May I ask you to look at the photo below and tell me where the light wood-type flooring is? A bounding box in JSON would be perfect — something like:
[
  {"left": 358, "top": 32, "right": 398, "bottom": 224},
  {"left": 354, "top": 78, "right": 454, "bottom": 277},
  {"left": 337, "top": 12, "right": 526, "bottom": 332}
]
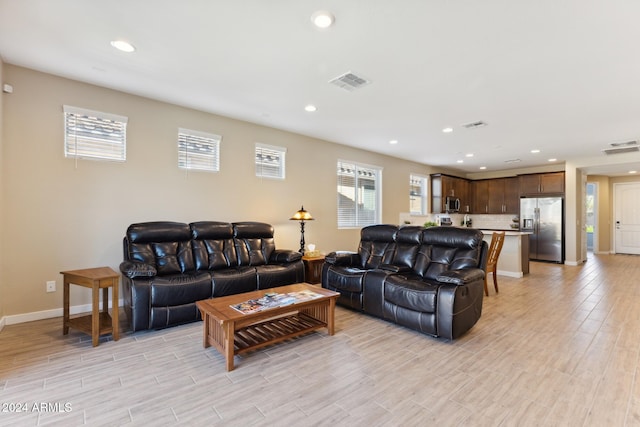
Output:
[{"left": 2, "top": 253, "right": 640, "bottom": 426}]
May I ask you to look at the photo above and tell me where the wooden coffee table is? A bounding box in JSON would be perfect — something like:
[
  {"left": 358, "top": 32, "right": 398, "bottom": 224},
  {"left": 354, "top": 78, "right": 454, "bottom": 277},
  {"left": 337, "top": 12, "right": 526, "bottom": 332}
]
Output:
[{"left": 196, "top": 283, "right": 339, "bottom": 371}]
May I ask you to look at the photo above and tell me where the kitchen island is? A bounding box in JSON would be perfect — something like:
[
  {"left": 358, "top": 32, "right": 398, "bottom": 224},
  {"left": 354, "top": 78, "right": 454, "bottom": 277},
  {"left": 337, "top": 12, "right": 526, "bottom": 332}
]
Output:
[{"left": 482, "top": 230, "right": 530, "bottom": 278}]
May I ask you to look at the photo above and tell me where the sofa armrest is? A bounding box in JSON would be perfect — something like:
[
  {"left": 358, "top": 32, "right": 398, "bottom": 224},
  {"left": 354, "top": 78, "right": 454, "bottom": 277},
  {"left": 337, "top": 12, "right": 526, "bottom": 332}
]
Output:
[
  {"left": 325, "top": 251, "right": 359, "bottom": 266},
  {"left": 270, "top": 249, "right": 302, "bottom": 263},
  {"left": 119, "top": 261, "right": 157, "bottom": 279},
  {"left": 436, "top": 268, "right": 485, "bottom": 286},
  {"left": 379, "top": 264, "right": 413, "bottom": 274}
]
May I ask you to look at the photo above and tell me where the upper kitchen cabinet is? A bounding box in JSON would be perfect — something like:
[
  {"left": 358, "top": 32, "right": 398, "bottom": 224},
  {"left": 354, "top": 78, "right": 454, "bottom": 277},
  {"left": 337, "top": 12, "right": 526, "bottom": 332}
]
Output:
[
  {"left": 473, "top": 177, "right": 519, "bottom": 214},
  {"left": 431, "top": 174, "right": 470, "bottom": 213},
  {"left": 503, "top": 177, "right": 520, "bottom": 212},
  {"left": 471, "top": 180, "right": 489, "bottom": 213},
  {"left": 519, "top": 172, "right": 565, "bottom": 195}
]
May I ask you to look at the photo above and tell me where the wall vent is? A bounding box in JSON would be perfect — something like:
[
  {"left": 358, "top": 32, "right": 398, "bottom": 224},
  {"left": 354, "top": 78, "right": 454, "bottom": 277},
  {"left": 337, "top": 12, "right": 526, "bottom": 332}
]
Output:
[
  {"left": 329, "top": 72, "right": 371, "bottom": 92},
  {"left": 462, "top": 120, "right": 488, "bottom": 129}
]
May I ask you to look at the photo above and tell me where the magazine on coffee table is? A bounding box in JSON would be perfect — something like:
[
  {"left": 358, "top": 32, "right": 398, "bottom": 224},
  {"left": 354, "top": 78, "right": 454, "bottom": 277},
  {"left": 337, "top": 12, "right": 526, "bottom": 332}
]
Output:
[{"left": 230, "top": 290, "right": 322, "bottom": 314}]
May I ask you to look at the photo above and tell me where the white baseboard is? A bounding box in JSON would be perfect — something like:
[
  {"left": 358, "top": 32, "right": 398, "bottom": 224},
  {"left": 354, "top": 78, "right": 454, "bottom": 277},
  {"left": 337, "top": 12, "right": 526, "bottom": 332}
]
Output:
[
  {"left": 496, "top": 270, "right": 523, "bottom": 278},
  {"left": 564, "top": 260, "right": 583, "bottom": 266},
  {"left": 3, "top": 299, "right": 124, "bottom": 326}
]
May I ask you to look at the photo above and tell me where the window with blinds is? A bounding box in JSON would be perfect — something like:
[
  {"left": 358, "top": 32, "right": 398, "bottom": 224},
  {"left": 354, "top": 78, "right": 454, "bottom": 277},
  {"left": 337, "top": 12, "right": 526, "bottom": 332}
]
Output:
[
  {"left": 255, "top": 143, "right": 286, "bottom": 179},
  {"left": 178, "top": 128, "right": 221, "bottom": 172},
  {"left": 337, "top": 160, "right": 382, "bottom": 228},
  {"left": 410, "top": 174, "right": 429, "bottom": 215},
  {"left": 63, "top": 105, "right": 127, "bottom": 161}
]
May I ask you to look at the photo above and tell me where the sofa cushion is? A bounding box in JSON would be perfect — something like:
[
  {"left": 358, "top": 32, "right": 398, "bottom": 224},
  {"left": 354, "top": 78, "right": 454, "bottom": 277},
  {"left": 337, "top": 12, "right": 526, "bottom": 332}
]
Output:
[
  {"left": 151, "top": 241, "right": 195, "bottom": 275},
  {"left": 255, "top": 264, "right": 301, "bottom": 290},
  {"left": 190, "top": 222, "right": 237, "bottom": 270},
  {"left": 325, "top": 266, "right": 367, "bottom": 293},
  {"left": 413, "top": 245, "right": 458, "bottom": 280},
  {"left": 384, "top": 275, "right": 438, "bottom": 313},
  {"left": 234, "top": 222, "right": 276, "bottom": 266},
  {"left": 210, "top": 267, "right": 257, "bottom": 297},
  {"left": 358, "top": 224, "right": 398, "bottom": 269},
  {"left": 390, "top": 226, "right": 422, "bottom": 268},
  {"left": 150, "top": 272, "right": 212, "bottom": 306},
  {"left": 125, "top": 222, "right": 195, "bottom": 274}
]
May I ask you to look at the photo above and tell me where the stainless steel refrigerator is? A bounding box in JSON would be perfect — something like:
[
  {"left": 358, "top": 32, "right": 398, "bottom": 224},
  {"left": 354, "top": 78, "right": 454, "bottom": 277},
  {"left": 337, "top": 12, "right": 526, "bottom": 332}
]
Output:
[{"left": 520, "top": 197, "right": 564, "bottom": 263}]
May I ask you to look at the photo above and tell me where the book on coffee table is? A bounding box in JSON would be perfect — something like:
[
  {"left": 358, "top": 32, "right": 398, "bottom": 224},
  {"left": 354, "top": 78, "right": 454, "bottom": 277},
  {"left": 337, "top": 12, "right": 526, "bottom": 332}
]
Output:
[{"left": 230, "top": 290, "right": 321, "bottom": 314}]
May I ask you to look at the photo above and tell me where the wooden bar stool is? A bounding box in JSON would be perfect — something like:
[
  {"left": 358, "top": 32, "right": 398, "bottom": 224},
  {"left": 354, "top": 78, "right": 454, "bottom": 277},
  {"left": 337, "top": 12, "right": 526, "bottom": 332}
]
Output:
[{"left": 485, "top": 232, "right": 505, "bottom": 296}]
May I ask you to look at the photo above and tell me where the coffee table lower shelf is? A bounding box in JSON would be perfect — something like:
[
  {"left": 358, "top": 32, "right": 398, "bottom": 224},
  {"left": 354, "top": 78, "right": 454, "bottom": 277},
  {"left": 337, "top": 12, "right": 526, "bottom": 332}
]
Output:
[{"left": 234, "top": 312, "right": 325, "bottom": 354}]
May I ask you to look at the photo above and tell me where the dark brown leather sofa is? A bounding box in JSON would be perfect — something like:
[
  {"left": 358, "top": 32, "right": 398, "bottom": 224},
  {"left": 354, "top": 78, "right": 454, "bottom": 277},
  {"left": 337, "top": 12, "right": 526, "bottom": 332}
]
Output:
[
  {"left": 120, "top": 221, "right": 304, "bottom": 331},
  {"left": 322, "top": 225, "right": 488, "bottom": 339}
]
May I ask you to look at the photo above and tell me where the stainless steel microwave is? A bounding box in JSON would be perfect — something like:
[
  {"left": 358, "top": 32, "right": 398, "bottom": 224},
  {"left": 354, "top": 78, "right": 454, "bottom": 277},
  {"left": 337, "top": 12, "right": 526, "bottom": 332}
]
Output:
[{"left": 446, "top": 197, "right": 460, "bottom": 213}]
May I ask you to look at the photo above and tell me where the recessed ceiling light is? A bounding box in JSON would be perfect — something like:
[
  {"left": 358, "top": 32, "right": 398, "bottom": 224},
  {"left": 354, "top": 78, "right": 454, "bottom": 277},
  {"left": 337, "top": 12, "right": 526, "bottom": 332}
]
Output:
[
  {"left": 479, "top": 166, "right": 487, "bottom": 170},
  {"left": 548, "top": 158, "right": 557, "bottom": 162},
  {"left": 442, "top": 127, "right": 453, "bottom": 133},
  {"left": 457, "top": 160, "right": 464, "bottom": 164},
  {"left": 311, "top": 11, "right": 335, "bottom": 29},
  {"left": 110, "top": 40, "right": 135, "bottom": 53},
  {"left": 465, "top": 153, "right": 474, "bottom": 158},
  {"left": 531, "top": 149, "right": 541, "bottom": 153},
  {"left": 304, "top": 104, "right": 317, "bottom": 112},
  {"left": 389, "top": 140, "right": 398, "bottom": 145},
  {"left": 630, "top": 170, "right": 637, "bottom": 174}
]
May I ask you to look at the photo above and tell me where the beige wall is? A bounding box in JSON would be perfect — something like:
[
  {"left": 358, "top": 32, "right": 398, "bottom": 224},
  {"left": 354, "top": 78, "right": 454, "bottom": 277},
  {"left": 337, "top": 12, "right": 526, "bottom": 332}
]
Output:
[{"left": 1, "top": 64, "right": 437, "bottom": 318}]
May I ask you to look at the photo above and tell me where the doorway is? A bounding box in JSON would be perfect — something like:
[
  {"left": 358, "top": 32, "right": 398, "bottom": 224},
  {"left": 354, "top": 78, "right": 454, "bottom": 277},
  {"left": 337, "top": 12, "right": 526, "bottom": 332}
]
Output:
[
  {"left": 586, "top": 183, "right": 596, "bottom": 252},
  {"left": 614, "top": 182, "right": 640, "bottom": 255}
]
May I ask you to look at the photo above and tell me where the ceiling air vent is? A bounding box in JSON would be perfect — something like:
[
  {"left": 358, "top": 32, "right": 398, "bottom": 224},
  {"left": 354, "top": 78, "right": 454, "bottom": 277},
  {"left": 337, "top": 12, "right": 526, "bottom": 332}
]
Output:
[
  {"left": 504, "top": 159, "right": 522, "bottom": 164},
  {"left": 329, "top": 72, "right": 371, "bottom": 92},
  {"left": 603, "top": 140, "right": 639, "bottom": 155},
  {"left": 603, "top": 146, "right": 640, "bottom": 155},
  {"left": 610, "top": 140, "right": 638, "bottom": 147},
  {"left": 462, "top": 120, "right": 488, "bottom": 129}
]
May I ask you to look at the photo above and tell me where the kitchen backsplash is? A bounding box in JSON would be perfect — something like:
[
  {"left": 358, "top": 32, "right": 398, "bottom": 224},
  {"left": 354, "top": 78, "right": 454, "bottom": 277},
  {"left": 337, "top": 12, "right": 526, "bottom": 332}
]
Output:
[{"left": 399, "top": 212, "right": 519, "bottom": 230}]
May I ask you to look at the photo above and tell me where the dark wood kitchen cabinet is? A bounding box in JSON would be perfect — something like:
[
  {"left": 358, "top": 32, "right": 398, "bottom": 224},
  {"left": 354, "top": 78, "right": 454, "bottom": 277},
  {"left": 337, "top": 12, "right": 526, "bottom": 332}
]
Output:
[
  {"left": 519, "top": 172, "right": 565, "bottom": 195},
  {"left": 431, "top": 174, "right": 470, "bottom": 213},
  {"left": 471, "top": 180, "right": 489, "bottom": 213},
  {"left": 503, "top": 177, "right": 520, "bottom": 212},
  {"left": 472, "top": 177, "right": 519, "bottom": 214}
]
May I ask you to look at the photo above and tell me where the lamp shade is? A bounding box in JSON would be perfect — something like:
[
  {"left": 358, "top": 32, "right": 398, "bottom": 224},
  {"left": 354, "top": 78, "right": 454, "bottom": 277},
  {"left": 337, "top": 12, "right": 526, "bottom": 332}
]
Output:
[{"left": 290, "top": 206, "right": 314, "bottom": 221}]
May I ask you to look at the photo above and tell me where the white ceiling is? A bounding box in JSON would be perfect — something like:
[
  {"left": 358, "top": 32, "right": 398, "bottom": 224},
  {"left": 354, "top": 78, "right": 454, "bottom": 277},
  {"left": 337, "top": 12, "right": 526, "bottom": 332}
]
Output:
[{"left": 2, "top": 0, "right": 640, "bottom": 176}]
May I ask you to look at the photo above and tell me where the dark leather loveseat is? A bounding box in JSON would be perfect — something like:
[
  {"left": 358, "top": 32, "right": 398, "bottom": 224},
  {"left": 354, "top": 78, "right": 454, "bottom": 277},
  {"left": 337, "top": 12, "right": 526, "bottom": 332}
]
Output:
[
  {"left": 120, "top": 221, "right": 304, "bottom": 331},
  {"left": 322, "top": 225, "right": 487, "bottom": 339}
]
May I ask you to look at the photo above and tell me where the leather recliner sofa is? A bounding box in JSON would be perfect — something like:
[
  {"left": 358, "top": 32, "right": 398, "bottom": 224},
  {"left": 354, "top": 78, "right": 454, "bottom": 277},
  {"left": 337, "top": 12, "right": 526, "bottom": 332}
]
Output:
[
  {"left": 120, "top": 221, "right": 304, "bottom": 331},
  {"left": 322, "top": 225, "right": 488, "bottom": 339}
]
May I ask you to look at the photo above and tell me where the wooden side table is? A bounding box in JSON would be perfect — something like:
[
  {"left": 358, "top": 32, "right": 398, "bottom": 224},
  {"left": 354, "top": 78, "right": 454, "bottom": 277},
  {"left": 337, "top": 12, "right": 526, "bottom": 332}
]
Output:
[
  {"left": 302, "top": 255, "right": 325, "bottom": 284},
  {"left": 61, "top": 266, "right": 120, "bottom": 347}
]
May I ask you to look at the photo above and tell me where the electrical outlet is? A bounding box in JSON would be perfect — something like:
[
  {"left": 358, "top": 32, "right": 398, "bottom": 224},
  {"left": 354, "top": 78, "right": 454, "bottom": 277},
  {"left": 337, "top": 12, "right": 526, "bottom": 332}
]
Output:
[{"left": 46, "top": 281, "right": 56, "bottom": 293}]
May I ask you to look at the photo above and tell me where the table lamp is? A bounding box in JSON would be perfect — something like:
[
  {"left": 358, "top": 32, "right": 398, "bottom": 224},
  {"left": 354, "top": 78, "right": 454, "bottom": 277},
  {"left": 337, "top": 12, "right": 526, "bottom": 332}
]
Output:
[{"left": 290, "top": 205, "right": 314, "bottom": 253}]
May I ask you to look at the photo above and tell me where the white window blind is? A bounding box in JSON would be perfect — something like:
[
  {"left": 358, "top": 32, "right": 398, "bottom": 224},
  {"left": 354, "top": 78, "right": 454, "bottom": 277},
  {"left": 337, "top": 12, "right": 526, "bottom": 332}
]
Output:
[
  {"left": 410, "top": 174, "right": 429, "bottom": 215},
  {"left": 337, "top": 160, "right": 382, "bottom": 228},
  {"left": 63, "top": 105, "right": 127, "bottom": 162},
  {"left": 255, "top": 143, "right": 286, "bottom": 179},
  {"left": 178, "top": 128, "right": 221, "bottom": 172}
]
